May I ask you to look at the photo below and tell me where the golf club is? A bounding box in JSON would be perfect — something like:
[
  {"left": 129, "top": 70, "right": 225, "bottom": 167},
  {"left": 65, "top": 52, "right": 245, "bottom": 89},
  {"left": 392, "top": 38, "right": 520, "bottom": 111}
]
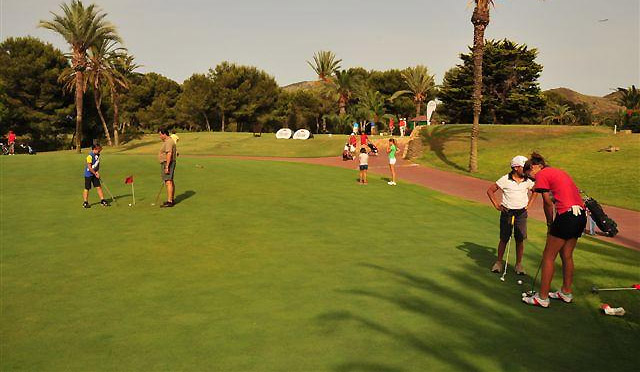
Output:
[
  {"left": 500, "top": 215, "right": 516, "bottom": 282},
  {"left": 591, "top": 284, "right": 640, "bottom": 293},
  {"left": 524, "top": 259, "right": 543, "bottom": 297},
  {"left": 100, "top": 179, "right": 118, "bottom": 205},
  {"left": 152, "top": 181, "right": 165, "bottom": 206}
]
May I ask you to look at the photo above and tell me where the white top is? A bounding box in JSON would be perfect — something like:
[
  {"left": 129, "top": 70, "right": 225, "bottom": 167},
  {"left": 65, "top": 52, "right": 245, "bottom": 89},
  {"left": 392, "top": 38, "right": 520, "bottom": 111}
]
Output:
[
  {"left": 359, "top": 153, "right": 369, "bottom": 166},
  {"left": 495, "top": 174, "right": 534, "bottom": 209}
]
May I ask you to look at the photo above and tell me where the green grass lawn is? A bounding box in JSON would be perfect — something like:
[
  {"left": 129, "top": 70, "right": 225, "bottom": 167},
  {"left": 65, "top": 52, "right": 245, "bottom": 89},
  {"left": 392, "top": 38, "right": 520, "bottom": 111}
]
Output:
[
  {"left": 113, "top": 132, "right": 349, "bottom": 158},
  {"left": 416, "top": 125, "right": 640, "bottom": 210},
  {"left": 1, "top": 153, "right": 638, "bottom": 371}
]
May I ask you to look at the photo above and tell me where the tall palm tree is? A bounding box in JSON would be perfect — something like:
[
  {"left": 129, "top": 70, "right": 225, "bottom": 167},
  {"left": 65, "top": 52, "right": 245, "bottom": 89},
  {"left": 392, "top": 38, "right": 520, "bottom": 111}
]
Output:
[
  {"left": 468, "top": 0, "right": 493, "bottom": 172},
  {"left": 354, "top": 89, "right": 387, "bottom": 124},
  {"left": 85, "top": 38, "right": 126, "bottom": 146},
  {"left": 330, "top": 69, "right": 356, "bottom": 115},
  {"left": 39, "top": 0, "right": 120, "bottom": 152},
  {"left": 307, "top": 50, "right": 341, "bottom": 82},
  {"left": 390, "top": 65, "right": 436, "bottom": 117},
  {"left": 109, "top": 53, "right": 140, "bottom": 145}
]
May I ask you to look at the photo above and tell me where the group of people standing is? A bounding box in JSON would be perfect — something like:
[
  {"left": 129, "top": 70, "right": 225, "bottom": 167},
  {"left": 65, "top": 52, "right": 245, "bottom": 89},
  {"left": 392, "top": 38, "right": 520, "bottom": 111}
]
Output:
[
  {"left": 346, "top": 132, "right": 398, "bottom": 186},
  {"left": 488, "top": 153, "right": 587, "bottom": 308},
  {"left": 82, "top": 128, "right": 178, "bottom": 208}
]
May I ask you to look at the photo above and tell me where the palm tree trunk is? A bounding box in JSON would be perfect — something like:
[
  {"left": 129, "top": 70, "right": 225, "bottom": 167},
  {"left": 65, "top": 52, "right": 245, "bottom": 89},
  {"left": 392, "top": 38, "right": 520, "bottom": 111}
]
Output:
[
  {"left": 94, "top": 88, "right": 112, "bottom": 146},
  {"left": 339, "top": 96, "right": 347, "bottom": 115},
  {"left": 416, "top": 101, "right": 422, "bottom": 117},
  {"left": 112, "top": 90, "right": 120, "bottom": 146},
  {"left": 469, "top": 5, "right": 490, "bottom": 173},
  {"left": 203, "top": 113, "right": 211, "bottom": 131},
  {"left": 75, "top": 69, "right": 84, "bottom": 153},
  {"left": 221, "top": 112, "right": 225, "bottom": 132}
]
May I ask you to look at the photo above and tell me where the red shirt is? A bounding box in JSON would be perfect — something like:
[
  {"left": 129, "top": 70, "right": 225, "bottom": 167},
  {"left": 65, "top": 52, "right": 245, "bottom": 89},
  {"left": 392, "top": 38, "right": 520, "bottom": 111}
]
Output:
[
  {"left": 348, "top": 135, "right": 357, "bottom": 146},
  {"left": 8, "top": 132, "right": 16, "bottom": 143},
  {"left": 360, "top": 133, "right": 368, "bottom": 145},
  {"left": 533, "top": 167, "right": 584, "bottom": 214}
]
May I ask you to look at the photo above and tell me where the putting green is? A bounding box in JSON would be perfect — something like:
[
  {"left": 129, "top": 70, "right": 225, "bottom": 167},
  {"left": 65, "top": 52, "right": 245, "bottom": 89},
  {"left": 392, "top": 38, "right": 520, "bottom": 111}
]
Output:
[{"left": 1, "top": 153, "right": 638, "bottom": 371}]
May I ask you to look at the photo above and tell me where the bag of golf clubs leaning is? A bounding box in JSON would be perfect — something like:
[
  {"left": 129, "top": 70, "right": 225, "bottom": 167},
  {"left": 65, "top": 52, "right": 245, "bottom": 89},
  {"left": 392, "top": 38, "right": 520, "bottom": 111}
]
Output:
[{"left": 581, "top": 191, "right": 618, "bottom": 237}]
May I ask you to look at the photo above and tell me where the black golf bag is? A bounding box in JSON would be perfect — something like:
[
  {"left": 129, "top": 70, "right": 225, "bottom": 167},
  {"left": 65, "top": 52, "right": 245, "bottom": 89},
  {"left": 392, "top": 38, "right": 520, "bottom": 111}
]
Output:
[
  {"left": 1, "top": 142, "right": 8, "bottom": 155},
  {"left": 367, "top": 142, "right": 378, "bottom": 155},
  {"left": 583, "top": 194, "right": 618, "bottom": 237},
  {"left": 20, "top": 144, "right": 36, "bottom": 155}
]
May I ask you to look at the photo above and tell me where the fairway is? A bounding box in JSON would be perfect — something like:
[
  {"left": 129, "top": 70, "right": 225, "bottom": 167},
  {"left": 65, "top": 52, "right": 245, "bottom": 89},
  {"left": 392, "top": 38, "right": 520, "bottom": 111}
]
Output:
[{"left": 1, "top": 153, "right": 638, "bottom": 371}]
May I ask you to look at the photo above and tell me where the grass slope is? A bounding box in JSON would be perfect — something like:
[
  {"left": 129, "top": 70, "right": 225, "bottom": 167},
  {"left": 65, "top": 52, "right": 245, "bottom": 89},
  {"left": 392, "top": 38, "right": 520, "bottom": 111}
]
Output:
[
  {"left": 113, "top": 132, "right": 347, "bottom": 158},
  {"left": 1, "top": 153, "right": 638, "bottom": 371},
  {"left": 417, "top": 125, "right": 640, "bottom": 210}
]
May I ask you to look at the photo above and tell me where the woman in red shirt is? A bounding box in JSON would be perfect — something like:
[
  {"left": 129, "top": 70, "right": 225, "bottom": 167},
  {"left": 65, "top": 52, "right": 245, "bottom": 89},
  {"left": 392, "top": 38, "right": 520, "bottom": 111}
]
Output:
[{"left": 522, "top": 152, "right": 586, "bottom": 308}]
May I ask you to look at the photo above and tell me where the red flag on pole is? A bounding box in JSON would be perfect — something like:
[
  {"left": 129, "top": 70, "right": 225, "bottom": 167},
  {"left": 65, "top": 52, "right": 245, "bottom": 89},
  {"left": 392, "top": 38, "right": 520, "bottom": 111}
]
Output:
[{"left": 124, "top": 176, "right": 134, "bottom": 184}]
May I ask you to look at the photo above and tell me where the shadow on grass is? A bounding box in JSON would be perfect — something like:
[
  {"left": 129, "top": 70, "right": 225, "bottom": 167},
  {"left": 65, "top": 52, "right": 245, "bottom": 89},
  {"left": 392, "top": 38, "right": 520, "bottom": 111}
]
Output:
[
  {"left": 456, "top": 241, "right": 496, "bottom": 270},
  {"left": 174, "top": 190, "right": 196, "bottom": 205},
  {"left": 421, "top": 126, "right": 486, "bottom": 172},
  {"left": 319, "top": 260, "right": 639, "bottom": 371},
  {"left": 115, "top": 139, "right": 157, "bottom": 152}
]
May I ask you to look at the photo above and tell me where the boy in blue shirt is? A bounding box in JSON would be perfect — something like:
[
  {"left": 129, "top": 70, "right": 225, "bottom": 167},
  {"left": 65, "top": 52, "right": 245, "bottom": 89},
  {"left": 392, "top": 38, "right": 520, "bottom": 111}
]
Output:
[{"left": 83, "top": 144, "right": 109, "bottom": 208}]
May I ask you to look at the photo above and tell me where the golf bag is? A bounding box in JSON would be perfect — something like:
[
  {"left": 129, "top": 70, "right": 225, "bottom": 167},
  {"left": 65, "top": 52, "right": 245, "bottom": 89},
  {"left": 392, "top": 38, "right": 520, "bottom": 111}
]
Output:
[
  {"left": 583, "top": 194, "right": 618, "bottom": 237},
  {"left": 342, "top": 149, "right": 354, "bottom": 161},
  {"left": 367, "top": 142, "right": 378, "bottom": 155},
  {"left": 20, "top": 144, "right": 36, "bottom": 155},
  {"left": 1, "top": 142, "right": 8, "bottom": 155}
]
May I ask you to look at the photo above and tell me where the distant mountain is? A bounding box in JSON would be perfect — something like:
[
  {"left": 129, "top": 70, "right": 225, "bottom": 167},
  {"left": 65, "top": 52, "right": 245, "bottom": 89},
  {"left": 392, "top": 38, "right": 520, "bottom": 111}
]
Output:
[
  {"left": 543, "top": 87, "right": 623, "bottom": 114},
  {"left": 282, "top": 80, "right": 318, "bottom": 92}
]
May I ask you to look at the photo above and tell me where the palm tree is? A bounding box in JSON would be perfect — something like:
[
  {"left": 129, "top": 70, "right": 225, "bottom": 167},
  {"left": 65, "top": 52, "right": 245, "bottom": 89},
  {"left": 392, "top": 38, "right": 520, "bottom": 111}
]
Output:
[
  {"left": 354, "top": 89, "right": 387, "bottom": 124},
  {"left": 468, "top": 0, "right": 494, "bottom": 172},
  {"left": 615, "top": 85, "right": 640, "bottom": 110},
  {"left": 85, "top": 38, "right": 126, "bottom": 146},
  {"left": 329, "top": 69, "right": 357, "bottom": 115},
  {"left": 39, "top": 0, "right": 120, "bottom": 152},
  {"left": 544, "top": 104, "right": 575, "bottom": 125},
  {"left": 390, "top": 65, "right": 436, "bottom": 117},
  {"left": 107, "top": 53, "right": 139, "bottom": 146},
  {"left": 307, "top": 51, "right": 341, "bottom": 82}
]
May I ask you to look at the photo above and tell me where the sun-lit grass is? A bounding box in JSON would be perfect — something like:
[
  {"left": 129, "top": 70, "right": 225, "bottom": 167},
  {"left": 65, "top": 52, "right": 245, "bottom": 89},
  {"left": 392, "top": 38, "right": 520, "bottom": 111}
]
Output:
[
  {"left": 1, "top": 152, "right": 638, "bottom": 371},
  {"left": 416, "top": 125, "right": 640, "bottom": 210},
  {"left": 111, "top": 131, "right": 350, "bottom": 158}
]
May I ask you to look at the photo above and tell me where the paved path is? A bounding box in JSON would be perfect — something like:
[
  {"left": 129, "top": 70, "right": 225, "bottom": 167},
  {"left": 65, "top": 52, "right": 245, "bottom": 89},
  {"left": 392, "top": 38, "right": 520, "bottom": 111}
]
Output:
[{"left": 206, "top": 154, "right": 639, "bottom": 250}]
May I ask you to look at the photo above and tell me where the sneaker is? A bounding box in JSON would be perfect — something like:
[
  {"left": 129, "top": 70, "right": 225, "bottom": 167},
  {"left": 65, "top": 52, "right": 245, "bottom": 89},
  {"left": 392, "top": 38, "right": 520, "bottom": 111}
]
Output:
[
  {"left": 100, "top": 199, "right": 110, "bottom": 207},
  {"left": 387, "top": 181, "right": 394, "bottom": 185},
  {"left": 522, "top": 293, "right": 550, "bottom": 308},
  {"left": 549, "top": 290, "right": 573, "bottom": 303},
  {"left": 491, "top": 261, "right": 503, "bottom": 273},
  {"left": 160, "top": 201, "right": 174, "bottom": 208},
  {"left": 83, "top": 201, "right": 91, "bottom": 209},
  {"left": 515, "top": 264, "right": 526, "bottom": 275}
]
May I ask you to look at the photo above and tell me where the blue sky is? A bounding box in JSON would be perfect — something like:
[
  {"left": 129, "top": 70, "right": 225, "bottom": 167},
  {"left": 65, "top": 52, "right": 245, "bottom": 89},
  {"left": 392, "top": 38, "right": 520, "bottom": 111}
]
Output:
[{"left": 2, "top": 0, "right": 638, "bottom": 96}]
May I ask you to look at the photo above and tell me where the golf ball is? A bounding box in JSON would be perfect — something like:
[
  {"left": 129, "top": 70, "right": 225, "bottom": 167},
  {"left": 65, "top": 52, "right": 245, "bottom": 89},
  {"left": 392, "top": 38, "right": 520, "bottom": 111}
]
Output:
[
  {"left": 517, "top": 280, "right": 523, "bottom": 285},
  {"left": 128, "top": 203, "right": 132, "bottom": 206}
]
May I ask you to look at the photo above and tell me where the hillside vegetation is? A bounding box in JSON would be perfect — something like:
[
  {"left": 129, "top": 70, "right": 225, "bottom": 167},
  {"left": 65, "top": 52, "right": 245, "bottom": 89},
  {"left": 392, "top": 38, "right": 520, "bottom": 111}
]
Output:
[{"left": 417, "top": 125, "right": 639, "bottom": 210}]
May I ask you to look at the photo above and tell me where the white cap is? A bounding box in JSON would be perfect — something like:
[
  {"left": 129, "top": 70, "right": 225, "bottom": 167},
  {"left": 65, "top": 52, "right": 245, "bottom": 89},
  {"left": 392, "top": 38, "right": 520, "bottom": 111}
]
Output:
[{"left": 511, "top": 155, "right": 528, "bottom": 168}]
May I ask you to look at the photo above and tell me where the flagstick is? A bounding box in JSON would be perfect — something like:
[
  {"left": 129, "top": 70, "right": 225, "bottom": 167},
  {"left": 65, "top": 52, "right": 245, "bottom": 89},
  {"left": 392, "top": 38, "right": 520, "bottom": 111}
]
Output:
[{"left": 132, "top": 183, "right": 136, "bottom": 206}]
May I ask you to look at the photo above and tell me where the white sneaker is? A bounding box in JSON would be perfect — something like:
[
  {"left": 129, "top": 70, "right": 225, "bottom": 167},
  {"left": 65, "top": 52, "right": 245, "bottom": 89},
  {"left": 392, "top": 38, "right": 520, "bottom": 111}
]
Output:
[
  {"left": 387, "top": 181, "right": 394, "bottom": 185},
  {"left": 548, "top": 290, "right": 573, "bottom": 303},
  {"left": 522, "top": 293, "right": 550, "bottom": 308}
]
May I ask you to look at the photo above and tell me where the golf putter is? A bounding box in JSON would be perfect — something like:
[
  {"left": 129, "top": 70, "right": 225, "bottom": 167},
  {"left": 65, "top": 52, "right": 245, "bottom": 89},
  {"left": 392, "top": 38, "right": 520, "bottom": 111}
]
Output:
[
  {"left": 152, "top": 181, "right": 165, "bottom": 206},
  {"left": 101, "top": 179, "right": 118, "bottom": 205},
  {"left": 591, "top": 284, "right": 640, "bottom": 294},
  {"left": 500, "top": 215, "right": 516, "bottom": 282}
]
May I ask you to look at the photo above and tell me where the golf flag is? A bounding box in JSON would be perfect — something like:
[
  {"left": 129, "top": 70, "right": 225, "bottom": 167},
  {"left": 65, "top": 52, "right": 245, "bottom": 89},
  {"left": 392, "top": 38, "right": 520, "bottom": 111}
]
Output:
[{"left": 124, "top": 175, "right": 135, "bottom": 205}]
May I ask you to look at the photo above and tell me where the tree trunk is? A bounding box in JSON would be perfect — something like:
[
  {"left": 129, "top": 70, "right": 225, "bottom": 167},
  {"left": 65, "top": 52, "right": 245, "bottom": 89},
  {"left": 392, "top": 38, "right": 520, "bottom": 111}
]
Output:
[
  {"left": 94, "top": 88, "right": 112, "bottom": 146},
  {"left": 112, "top": 91, "right": 120, "bottom": 146},
  {"left": 203, "top": 113, "right": 211, "bottom": 131},
  {"left": 416, "top": 101, "right": 422, "bottom": 117},
  {"left": 469, "top": 5, "right": 490, "bottom": 173},
  {"left": 339, "top": 95, "right": 347, "bottom": 115},
  {"left": 75, "top": 69, "right": 84, "bottom": 153},
  {"left": 221, "top": 112, "right": 225, "bottom": 132}
]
